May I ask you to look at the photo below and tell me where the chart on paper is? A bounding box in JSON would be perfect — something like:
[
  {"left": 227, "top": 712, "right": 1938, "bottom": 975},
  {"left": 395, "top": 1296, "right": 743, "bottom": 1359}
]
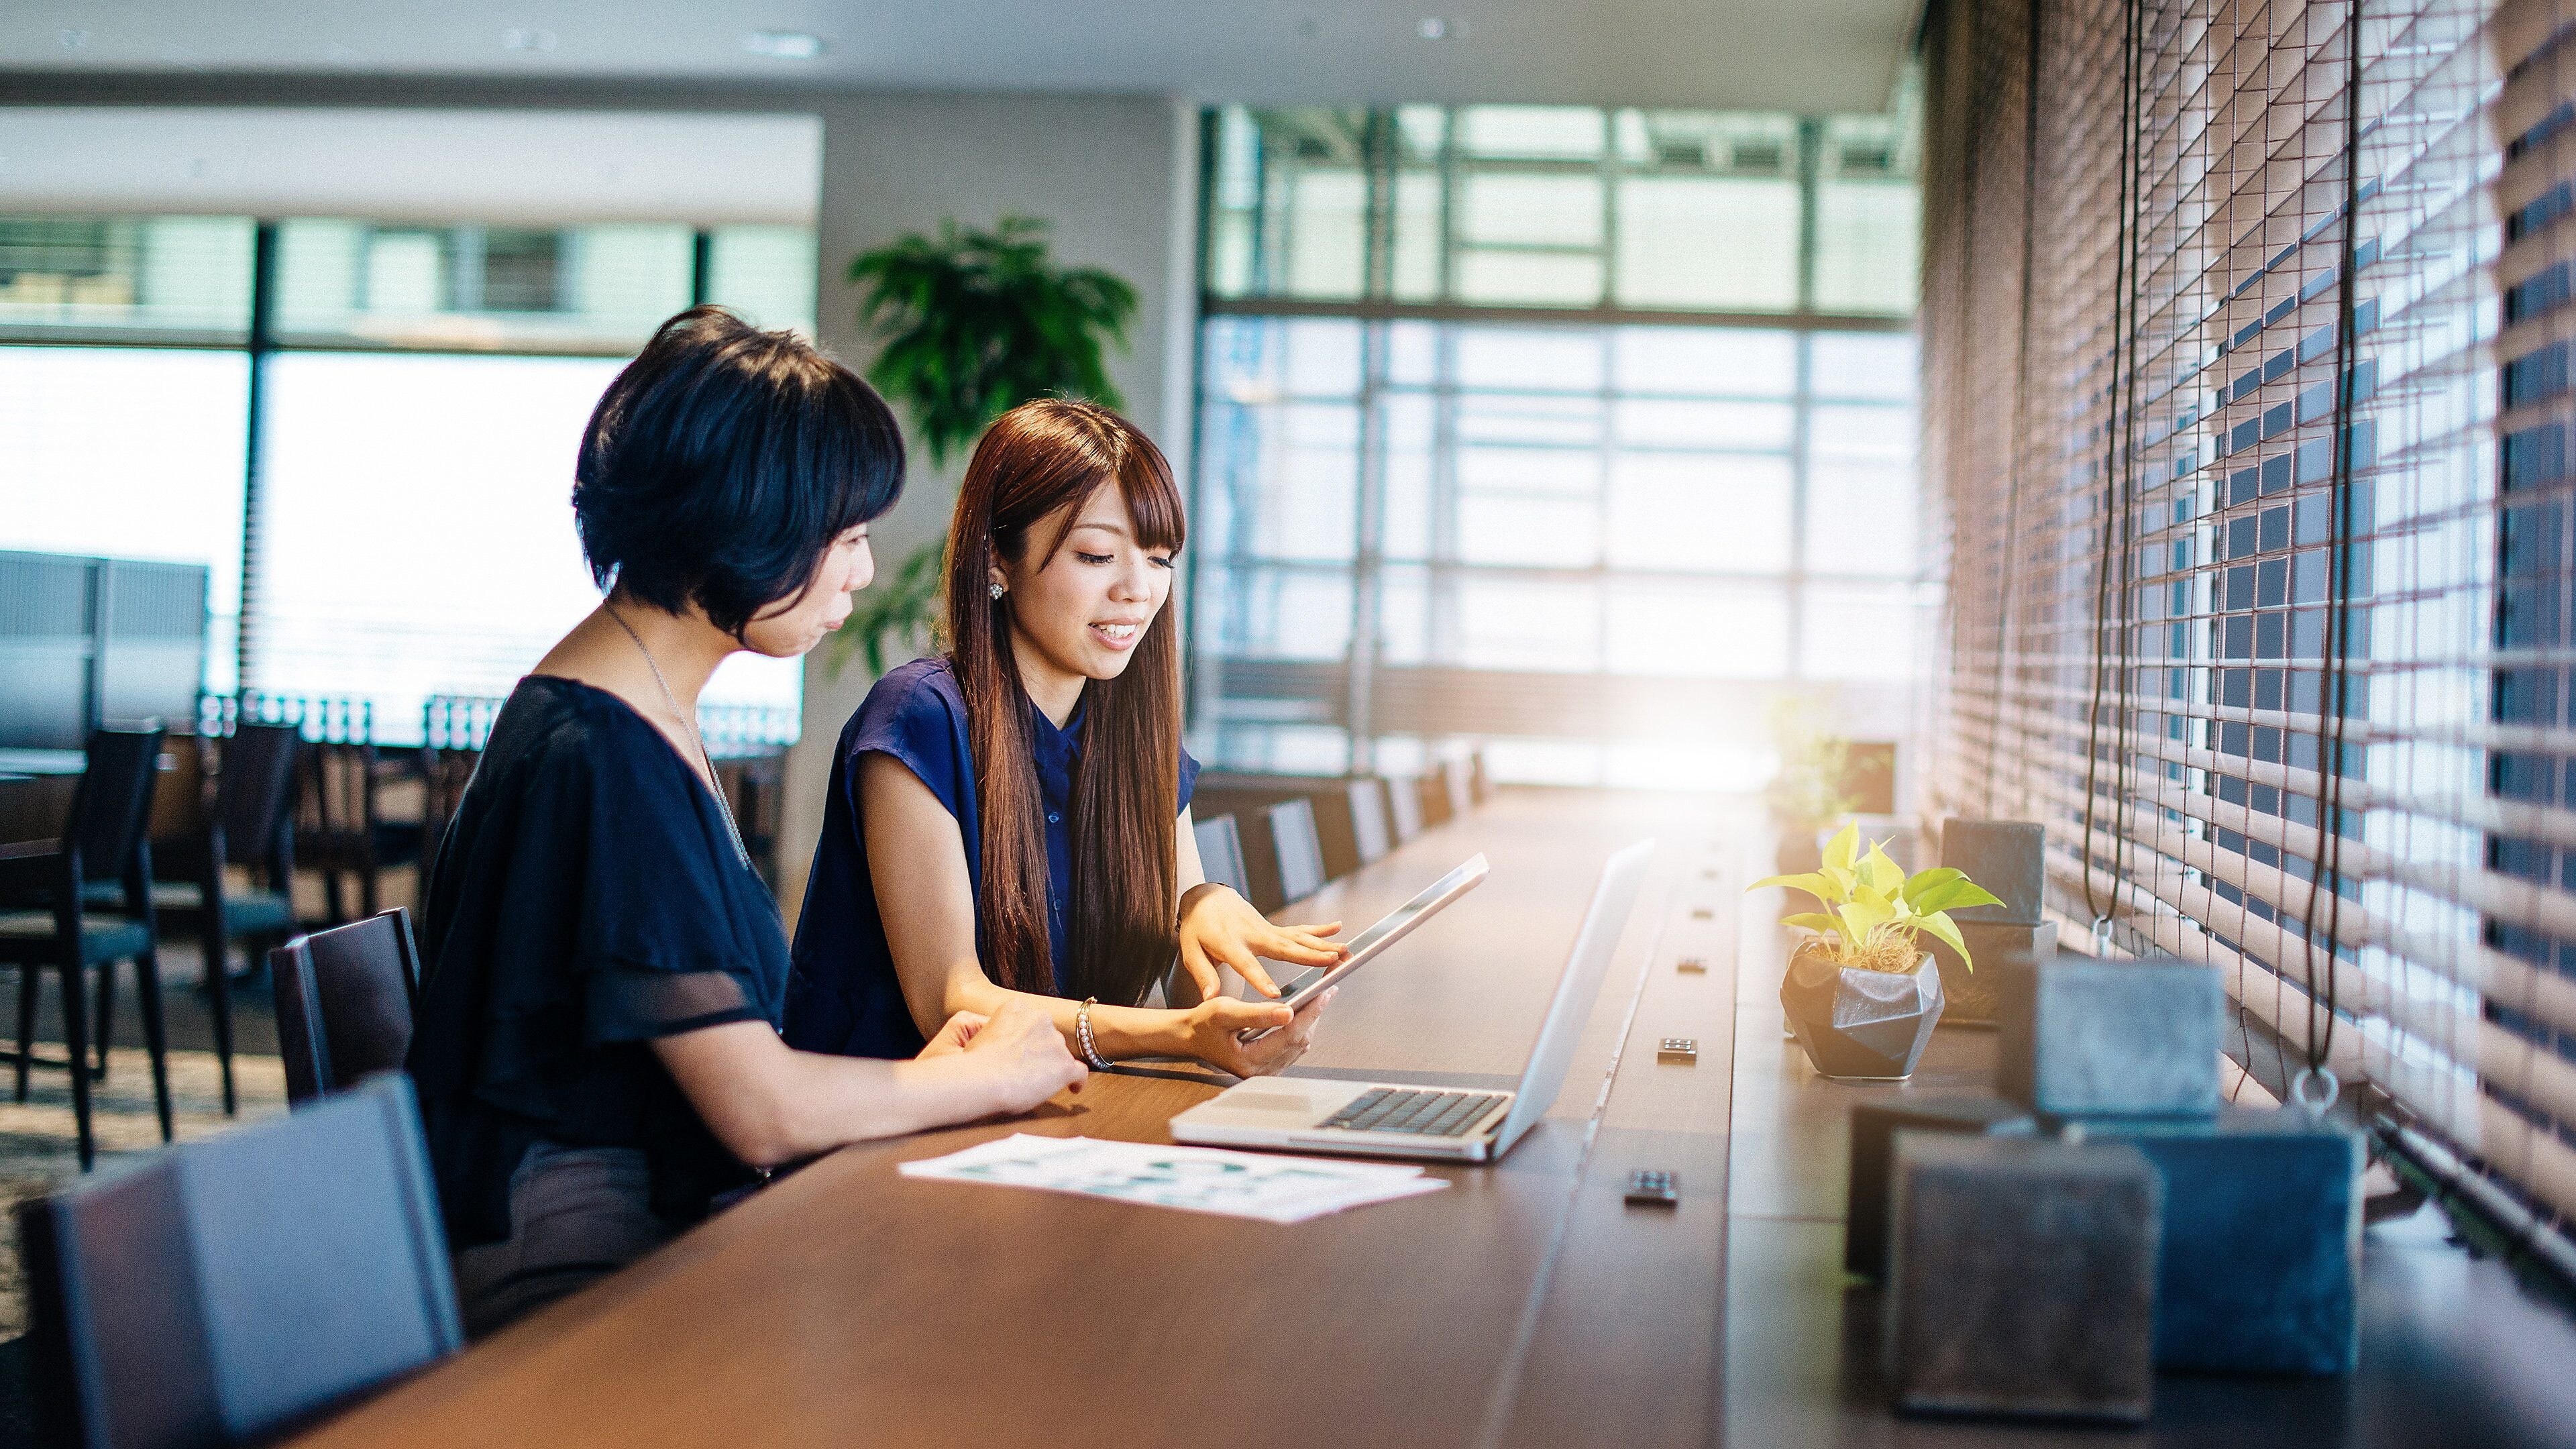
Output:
[{"left": 898, "top": 1135, "right": 1448, "bottom": 1223}]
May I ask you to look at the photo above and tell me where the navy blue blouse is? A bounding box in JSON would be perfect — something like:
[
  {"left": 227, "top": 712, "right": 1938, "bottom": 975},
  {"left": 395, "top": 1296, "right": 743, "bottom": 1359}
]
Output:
[
  {"left": 407, "top": 676, "right": 790, "bottom": 1246},
  {"left": 784, "top": 657, "right": 1199, "bottom": 1059}
]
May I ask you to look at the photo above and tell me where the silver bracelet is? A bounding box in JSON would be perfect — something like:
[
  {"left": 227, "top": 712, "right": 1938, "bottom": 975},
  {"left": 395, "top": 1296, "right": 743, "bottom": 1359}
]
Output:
[{"left": 1075, "top": 996, "right": 1110, "bottom": 1070}]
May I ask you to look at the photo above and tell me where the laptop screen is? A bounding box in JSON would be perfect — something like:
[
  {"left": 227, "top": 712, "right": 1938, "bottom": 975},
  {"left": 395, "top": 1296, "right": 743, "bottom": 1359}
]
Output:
[{"left": 1492, "top": 839, "right": 1657, "bottom": 1150}]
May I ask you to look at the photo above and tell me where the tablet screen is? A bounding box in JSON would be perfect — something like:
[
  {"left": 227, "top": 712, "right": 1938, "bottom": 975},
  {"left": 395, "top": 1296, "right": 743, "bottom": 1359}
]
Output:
[{"left": 1259, "top": 854, "right": 1487, "bottom": 1012}]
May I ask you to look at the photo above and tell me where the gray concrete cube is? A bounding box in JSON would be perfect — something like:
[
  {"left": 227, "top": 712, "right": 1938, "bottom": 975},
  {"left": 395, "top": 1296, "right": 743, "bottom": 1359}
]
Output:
[
  {"left": 1939, "top": 819, "right": 2047, "bottom": 924},
  {"left": 1927, "top": 918, "right": 2055, "bottom": 1028},
  {"left": 2098, "top": 1107, "right": 2363, "bottom": 1375},
  {"left": 1996, "top": 955, "right": 2221, "bottom": 1120},
  {"left": 1886, "top": 1135, "right": 2161, "bottom": 1422},
  {"left": 1843, "top": 1093, "right": 2035, "bottom": 1279}
]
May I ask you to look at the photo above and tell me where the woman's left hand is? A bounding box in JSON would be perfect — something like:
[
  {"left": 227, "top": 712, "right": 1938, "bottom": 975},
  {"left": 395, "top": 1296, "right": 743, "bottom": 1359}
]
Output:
[
  {"left": 1180, "top": 987, "right": 1337, "bottom": 1078},
  {"left": 1175, "top": 883, "right": 1346, "bottom": 1000}
]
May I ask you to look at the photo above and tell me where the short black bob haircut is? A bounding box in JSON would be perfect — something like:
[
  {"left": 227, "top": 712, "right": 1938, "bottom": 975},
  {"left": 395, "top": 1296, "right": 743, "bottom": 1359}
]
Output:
[{"left": 574, "top": 306, "right": 904, "bottom": 638}]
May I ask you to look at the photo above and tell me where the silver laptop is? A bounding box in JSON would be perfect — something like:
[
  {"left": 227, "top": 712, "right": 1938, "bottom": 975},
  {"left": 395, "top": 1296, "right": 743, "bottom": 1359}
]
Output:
[{"left": 1171, "top": 839, "right": 1654, "bottom": 1163}]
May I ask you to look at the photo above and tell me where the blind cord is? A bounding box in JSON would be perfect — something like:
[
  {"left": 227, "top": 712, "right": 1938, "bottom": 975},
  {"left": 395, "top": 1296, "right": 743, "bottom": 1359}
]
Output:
[
  {"left": 2080, "top": 0, "right": 2146, "bottom": 928},
  {"left": 2109, "top": 0, "right": 2150, "bottom": 936},
  {"left": 2296, "top": 0, "right": 2366, "bottom": 1089}
]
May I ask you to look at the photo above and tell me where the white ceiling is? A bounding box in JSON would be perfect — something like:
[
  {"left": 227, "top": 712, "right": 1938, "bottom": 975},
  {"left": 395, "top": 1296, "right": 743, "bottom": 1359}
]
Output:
[
  {"left": 0, "top": 1, "right": 1919, "bottom": 114},
  {"left": 0, "top": 109, "right": 822, "bottom": 223}
]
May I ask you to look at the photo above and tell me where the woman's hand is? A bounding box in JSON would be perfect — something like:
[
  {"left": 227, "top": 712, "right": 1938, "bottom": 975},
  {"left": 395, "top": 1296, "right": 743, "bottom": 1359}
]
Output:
[
  {"left": 917, "top": 1010, "right": 987, "bottom": 1060},
  {"left": 1176, "top": 883, "right": 1346, "bottom": 1000},
  {"left": 951, "top": 998, "right": 1087, "bottom": 1110},
  {"left": 1175, "top": 988, "right": 1335, "bottom": 1079}
]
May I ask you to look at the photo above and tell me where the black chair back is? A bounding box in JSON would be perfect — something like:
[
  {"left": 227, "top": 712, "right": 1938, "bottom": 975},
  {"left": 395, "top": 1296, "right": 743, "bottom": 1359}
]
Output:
[
  {"left": 215, "top": 724, "right": 301, "bottom": 870},
  {"left": 17, "top": 1073, "right": 461, "bottom": 1449},
  {"left": 67, "top": 726, "right": 164, "bottom": 890},
  {"left": 1265, "top": 798, "right": 1328, "bottom": 906},
  {"left": 1343, "top": 779, "right": 1393, "bottom": 868},
  {"left": 1436, "top": 758, "right": 1476, "bottom": 821},
  {"left": 270, "top": 910, "right": 420, "bottom": 1107},
  {"left": 1195, "top": 774, "right": 1383, "bottom": 882},
  {"left": 1193, "top": 815, "right": 1251, "bottom": 898},
  {"left": 1383, "top": 774, "right": 1426, "bottom": 842}
]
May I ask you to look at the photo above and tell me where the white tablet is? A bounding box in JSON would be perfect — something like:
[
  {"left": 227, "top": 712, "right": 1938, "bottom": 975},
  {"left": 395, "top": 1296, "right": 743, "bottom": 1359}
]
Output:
[{"left": 1237, "top": 853, "right": 1489, "bottom": 1039}]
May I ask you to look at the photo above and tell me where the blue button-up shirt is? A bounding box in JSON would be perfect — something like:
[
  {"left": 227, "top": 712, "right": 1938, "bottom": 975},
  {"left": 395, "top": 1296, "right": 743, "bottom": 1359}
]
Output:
[{"left": 784, "top": 657, "right": 1197, "bottom": 1059}]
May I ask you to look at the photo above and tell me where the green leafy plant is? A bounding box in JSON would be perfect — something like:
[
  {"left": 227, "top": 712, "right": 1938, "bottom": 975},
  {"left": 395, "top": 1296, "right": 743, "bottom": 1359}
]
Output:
[
  {"left": 830, "top": 536, "right": 947, "bottom": 678},
  {"left": 847, "top": 215, "right": 1140, "bottom": 468},
  {"left": 1764, "top": 694, "right": 1859, "bottom": 832},
  {"left": 1751, "top": 821, "right": 2004, "bottom": 973}
]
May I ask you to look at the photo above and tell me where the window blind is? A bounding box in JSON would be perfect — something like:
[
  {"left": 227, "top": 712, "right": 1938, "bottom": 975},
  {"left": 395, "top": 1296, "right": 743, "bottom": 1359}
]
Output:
[{"left": 1923, "top": 0, "right": 2576, "bottom": 1250}]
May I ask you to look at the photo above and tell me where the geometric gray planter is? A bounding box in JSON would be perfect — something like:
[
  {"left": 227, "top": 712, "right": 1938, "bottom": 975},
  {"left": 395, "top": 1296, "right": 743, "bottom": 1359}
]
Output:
[{"left": 1780, "top": 947, "right": 1944, "bottom": 1081}]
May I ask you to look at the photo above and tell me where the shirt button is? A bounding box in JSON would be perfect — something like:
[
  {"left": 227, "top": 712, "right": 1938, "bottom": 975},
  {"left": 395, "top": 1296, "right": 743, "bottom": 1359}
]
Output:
[{"left": 1046, "top": 812, "right": 1061, "bottom": 823}]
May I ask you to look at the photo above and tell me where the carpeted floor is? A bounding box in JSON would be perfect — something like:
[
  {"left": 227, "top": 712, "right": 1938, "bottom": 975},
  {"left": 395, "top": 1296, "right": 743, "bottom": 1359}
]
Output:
[
  {"left": 0, "top": 1046, "right": 290, "bottom": 1338},
  {"left": 0, "top": 945, "right": 292, "bottom": 1442}
]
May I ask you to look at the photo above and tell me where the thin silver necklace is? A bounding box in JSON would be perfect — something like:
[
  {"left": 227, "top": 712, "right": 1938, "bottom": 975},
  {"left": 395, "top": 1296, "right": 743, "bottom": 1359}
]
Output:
[{"left": 603, "top": 602, "right": 754, "bottom": 871}]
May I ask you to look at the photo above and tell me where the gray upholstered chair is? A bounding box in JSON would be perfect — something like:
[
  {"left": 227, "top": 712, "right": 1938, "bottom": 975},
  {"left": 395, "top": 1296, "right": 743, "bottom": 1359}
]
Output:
[{"left": 16, "top": 1073, "right": 462, "bottom": 1449}]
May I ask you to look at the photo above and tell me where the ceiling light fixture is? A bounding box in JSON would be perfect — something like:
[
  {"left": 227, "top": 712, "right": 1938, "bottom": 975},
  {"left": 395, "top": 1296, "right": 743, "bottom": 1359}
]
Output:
[
  {"left": 741, "top": 31, "right": 825, "bottom": 60},
  {"left": 502, "top": 28, "right": 558, "bottom": 52},
  {"left": 1417, "top": 17, "right": 1454, "bottom": 40}
]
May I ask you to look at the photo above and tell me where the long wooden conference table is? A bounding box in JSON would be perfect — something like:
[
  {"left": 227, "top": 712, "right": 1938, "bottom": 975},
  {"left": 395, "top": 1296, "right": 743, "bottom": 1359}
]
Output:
[{"left": 293, "top": 789, "right": 1743, "bottom": 1449}]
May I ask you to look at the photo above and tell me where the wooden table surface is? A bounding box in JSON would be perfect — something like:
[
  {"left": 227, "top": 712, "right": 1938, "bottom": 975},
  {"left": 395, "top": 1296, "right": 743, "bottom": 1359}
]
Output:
[{"left": 292, "top": 788, "right": 1748, "bottom": 1449}]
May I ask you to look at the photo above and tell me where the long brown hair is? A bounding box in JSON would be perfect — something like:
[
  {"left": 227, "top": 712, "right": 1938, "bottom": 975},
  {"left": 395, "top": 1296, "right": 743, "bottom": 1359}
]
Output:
[{"left": 943, "top": 399, "right": 1187, "bottom": 1004}]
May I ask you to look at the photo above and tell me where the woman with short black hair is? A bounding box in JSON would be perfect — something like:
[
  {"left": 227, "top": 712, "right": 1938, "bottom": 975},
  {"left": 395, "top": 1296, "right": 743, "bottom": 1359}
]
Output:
[{"left": 406, "top": 307, "right": 1083, "bottom": 1337}]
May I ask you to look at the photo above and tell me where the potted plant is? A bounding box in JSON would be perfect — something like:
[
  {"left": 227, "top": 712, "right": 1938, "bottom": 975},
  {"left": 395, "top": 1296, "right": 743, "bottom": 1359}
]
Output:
[
  {"left": 845, "top": 214, "right": 1139, "bottom": 467},
  {"left": 1752, "top": 822, "right": 2003, "bottom": 1081},
  {"left": 1764, "top": 696, "right": 1858, "bottom": 879},
  {"left": 826, "top": 215, "right": 1140, "bottom": 680}
]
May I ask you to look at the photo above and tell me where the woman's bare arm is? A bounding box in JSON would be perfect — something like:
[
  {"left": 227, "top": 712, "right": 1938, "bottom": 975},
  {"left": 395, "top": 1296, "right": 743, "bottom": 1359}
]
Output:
[
  {"left": 651, "top": 998, "right": 1083, "bottom": 1169},
  {"left": 859, "top": 753, "right": 1324, "bottom": 1073}
]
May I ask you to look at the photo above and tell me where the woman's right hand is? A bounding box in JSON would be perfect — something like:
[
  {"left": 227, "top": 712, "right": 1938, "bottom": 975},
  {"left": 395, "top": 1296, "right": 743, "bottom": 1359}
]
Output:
[{"left": 957, "top": 997, "right": 1088, "bottom": 1110}]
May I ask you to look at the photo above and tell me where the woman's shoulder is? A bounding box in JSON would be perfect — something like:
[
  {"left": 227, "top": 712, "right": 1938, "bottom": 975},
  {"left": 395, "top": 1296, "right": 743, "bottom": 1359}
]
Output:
[
  {"left": 484, "top": 676, "right": 688, "bottom": 798},
  {"left": 841, "top": 656, "right": 973, "bottom": 798},
  {"left": 851, "top": 655, "right": 965, "bottom": 739}
]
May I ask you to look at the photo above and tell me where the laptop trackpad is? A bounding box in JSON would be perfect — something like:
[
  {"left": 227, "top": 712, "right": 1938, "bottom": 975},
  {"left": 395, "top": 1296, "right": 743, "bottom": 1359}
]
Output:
[{"left": 1200, "top": 1079, "right": 1370, "bottom": 1126}]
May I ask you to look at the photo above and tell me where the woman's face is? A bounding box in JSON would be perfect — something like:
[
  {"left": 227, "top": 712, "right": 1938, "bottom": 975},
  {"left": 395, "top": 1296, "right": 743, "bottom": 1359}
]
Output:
[
  {"left": 996, "top": 483, "right": 1174, "bottom": 685},
  {"left": 741, "top": 524, "right": 875, "bottom": 658}
]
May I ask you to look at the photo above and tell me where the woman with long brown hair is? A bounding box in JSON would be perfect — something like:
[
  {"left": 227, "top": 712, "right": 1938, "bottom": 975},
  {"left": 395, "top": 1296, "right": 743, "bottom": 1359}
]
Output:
[{"left": 786, "top": 399, "right": 1344, "bottom": 1074}]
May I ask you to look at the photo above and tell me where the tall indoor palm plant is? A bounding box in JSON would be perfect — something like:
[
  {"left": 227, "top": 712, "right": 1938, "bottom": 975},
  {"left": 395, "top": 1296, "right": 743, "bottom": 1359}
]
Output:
[
  {"left": 849, "top": 215, "right": 1140, "bottom": 467},
  {"left": 830, "top": 215, "right": 1140, "bottom": 676}
]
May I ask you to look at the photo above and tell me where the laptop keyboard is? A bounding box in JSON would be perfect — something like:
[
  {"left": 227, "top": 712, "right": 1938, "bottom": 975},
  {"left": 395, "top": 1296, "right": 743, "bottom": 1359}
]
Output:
[{"left": 1324, "top": 1088, "right": 1508, "bottom": 1137}]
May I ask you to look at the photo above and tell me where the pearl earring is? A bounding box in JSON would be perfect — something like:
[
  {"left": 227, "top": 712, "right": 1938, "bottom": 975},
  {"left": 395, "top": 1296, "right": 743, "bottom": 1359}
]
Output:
[{"left": 989, "top": 581, "right": 1006, "bottom": 600}]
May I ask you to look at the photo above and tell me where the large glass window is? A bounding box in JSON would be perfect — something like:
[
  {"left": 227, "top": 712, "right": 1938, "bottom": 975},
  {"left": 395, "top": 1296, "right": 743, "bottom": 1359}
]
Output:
[
  {"left": 0, "top": 212, "right": 817, "bottom": 745},
  {"left": 1203, "top": 105, "right": 1899, "bottom": 319},
  {"left": 254, "top": 352, "right": 796, "bottom": 735},
  {"left": 1193, "top": 105, "right": 1923, "bottom": 787},
  {"left": 0, "top": 345, "right": 252, "bottom": 693}
]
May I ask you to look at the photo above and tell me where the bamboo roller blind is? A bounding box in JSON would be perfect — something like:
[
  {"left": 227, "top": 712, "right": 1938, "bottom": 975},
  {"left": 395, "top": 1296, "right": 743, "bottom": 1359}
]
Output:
[{"left": 1922, "top": 0, "right": 2576, "bottom": 1241}]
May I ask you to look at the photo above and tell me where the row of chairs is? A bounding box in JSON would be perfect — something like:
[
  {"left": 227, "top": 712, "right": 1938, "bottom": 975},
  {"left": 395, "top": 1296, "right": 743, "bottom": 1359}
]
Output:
[
  {"left": 21, "top": 903, "right": 433, "bottom": 1449},
  {"left": 1190, "top": 756, "right": 1488, "bottom": 916},
  {"left": 0, "top": 722, "right": 308, "bottom": 1167},
  {"left": 0, "top": 710, "right": 444, "bottom": 1169}
]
